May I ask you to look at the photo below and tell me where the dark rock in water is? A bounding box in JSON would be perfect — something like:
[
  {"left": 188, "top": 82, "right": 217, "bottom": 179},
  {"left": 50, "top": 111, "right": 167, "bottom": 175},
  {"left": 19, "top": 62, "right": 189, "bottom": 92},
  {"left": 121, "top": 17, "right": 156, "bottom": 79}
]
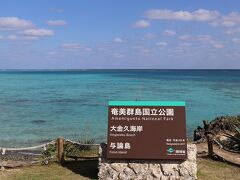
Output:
[{"left": 31, "top": 120, "right": 47, "bottom": 124}]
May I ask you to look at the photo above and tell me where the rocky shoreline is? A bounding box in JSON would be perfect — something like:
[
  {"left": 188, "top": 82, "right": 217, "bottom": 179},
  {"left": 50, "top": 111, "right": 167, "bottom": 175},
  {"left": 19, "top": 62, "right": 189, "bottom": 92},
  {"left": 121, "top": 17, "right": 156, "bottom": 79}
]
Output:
[
  {"left": 194, "top": 115, "right": 240, "bottom": 150},
  {"left": 193, "top": 115, "right": 240, "bottom": 166}
]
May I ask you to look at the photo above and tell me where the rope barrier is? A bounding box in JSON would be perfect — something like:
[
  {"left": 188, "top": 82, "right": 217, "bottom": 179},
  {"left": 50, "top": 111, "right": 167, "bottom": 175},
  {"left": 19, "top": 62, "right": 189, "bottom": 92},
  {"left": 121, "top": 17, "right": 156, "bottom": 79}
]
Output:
[
  {"left": 0, "top": 140, "right": 56, "bottom": 155},
  {"left": 65, "top": 139, "right": 100, "bottom": 146},
  {"left": 0, "top": 139, "right": 100, "bottom": 155}
]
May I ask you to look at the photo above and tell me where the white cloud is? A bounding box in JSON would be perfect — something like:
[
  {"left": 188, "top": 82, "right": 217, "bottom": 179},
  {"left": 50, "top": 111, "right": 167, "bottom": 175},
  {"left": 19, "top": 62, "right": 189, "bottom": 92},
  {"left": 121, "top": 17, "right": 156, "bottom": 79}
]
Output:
[
  {"left": 144, "top": 33, "right": 157, "bottom": 39},
  {"left": 133, "top": 20, "right": 150, "bottom": 28},
  {"left": 156, "top": 41, "right": 167, "bottom": 47},
  {"left": 6, "top": 34, "right": 39, "bottom": 41},
  {"left": 61, "top": 43, "right": 93, "bottom": 52},
  {"left": 176, "top": 34, "right": 224, "bottom": 49},
  {"left": 0, "top": 17, "right": 54, "bottom": 42},
  {"left": 131, "top": 45, "right": 143, "bottom": 50},
  {"left": 111, "top": 52, "right": 125, "bottom": 58},
  {"left": 197, "top": 35, "right": 212, "bottom": 42},
  {"left": 142, "top": 9, "right": 240, "bottom": 28},
  {"left": 113, "top": 37, "right": 123, "bottom": 43},
  {"left": 225, "top": 28, "right": 240, "bottom": 35},
  {"left": 84, "top": 47, "right": 92, "bottom": 52},
  {"left": 98, "top": 47, "right": 108, "bottom": 51},
  {"left": 7, "top": 35, "right": 18, "bottom": 40},
  {"left": 223, "top": 12, "right": 240, "bottom": 26},
  {"left": 21, "top": 28, "right": 54, "bottom": 37},
  {"left": 212, "top": 43, "right": 224, "bottom": 48},
  {"left": 211, "top": 12, "right": 240, "bottom": 27},
  {"left": 195, "top": 35, "right": 223, "bottom": 48},
  {"left": 145, "top": 9, "right": 219, "bottom": 22},
  {"left": 23, "top": 36, "right": 39, "bottom": 40},
  {"left": 178, "top": 35, "right": 191, "bottom": 40},
  {"left": 0, "top": 17, "right": 33, "bottom": 30},
  {"left": 232, "top": 38, "right": 240, "bottom": 44},
  {"left": 179, "top": 42, "right": 191, "bottom": 47},
  {"left": 62, "top": 43, "right": 82, "bottom": 51},
  {"left": 142, "top": 48, "right": 151, "bottom": 54},
  {"left": 46, "top": 20, "right": 66, "bottom": 26},
  {"left": 208, "top": 21, "right": 219, "bottom": 27},
  {"left": 211, "top": 41, "right": 224, "bottom": 48},
  {"left": 162, "top": 30, "right": 176, "bottom": 36}
]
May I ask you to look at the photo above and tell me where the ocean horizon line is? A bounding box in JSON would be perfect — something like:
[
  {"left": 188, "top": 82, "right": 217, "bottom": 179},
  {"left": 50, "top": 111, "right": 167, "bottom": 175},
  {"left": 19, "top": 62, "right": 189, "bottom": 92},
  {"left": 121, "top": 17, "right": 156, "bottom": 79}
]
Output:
[{"left": 0, "top": 68, "right": 240, "bottom": 72}]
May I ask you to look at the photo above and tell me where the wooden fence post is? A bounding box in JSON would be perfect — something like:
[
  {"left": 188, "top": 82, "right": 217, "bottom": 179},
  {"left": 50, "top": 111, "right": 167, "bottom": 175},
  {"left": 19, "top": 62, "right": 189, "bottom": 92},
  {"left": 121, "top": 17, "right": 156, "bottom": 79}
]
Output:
[
  {"left": 207, "top": 134, "right": 213, "bottom": 158},
  {"left": 57, "top": 137, "right": 65, "bottom": 163}
]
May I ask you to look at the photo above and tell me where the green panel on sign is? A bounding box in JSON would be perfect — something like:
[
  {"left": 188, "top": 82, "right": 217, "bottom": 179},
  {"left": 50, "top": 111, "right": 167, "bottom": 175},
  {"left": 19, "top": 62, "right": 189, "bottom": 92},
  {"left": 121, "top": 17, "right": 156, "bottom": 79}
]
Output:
[{"left": 108, "top": 101, "right": 185, "bottom": 106}]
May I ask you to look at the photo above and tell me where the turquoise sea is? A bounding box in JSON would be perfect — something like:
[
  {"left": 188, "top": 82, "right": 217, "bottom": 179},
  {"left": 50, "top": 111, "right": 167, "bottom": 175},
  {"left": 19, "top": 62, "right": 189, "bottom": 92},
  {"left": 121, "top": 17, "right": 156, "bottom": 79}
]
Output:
[{"left": 0, "top": 70, "right": 239, "bottom": 147}]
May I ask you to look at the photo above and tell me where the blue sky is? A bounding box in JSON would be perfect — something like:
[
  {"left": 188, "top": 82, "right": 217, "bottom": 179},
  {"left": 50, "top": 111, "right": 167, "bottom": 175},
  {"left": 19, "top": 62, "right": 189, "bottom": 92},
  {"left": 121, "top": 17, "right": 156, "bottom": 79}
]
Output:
[{"left": 0, "top": 0, "right": 240, "bottom": 69}]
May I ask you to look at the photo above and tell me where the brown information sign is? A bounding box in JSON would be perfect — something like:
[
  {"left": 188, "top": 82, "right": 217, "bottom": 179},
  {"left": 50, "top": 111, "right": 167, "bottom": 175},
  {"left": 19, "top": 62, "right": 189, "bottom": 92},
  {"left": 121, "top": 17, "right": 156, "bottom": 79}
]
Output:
[{"left": 107, "top": 101, "right": 187, "bottom": 160}]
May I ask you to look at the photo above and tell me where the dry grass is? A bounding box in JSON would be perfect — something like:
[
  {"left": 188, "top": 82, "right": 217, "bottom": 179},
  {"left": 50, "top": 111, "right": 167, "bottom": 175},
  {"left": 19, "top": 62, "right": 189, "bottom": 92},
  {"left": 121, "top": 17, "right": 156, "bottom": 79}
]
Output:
[
  {"left": 197, "top": 157, "right": 240, "bottom": 180},
  {"left": 0, "top": 160, "right": 98, "bottom": 180}
]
